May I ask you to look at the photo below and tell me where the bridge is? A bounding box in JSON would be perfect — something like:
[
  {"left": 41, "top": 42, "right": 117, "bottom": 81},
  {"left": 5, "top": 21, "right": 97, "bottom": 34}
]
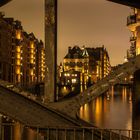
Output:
[
  {"left": 0, "top": 54, "right": 139, "bottom": 126},
  {"left": 0, "top": 80, "right": 85, "bottom": 127}
]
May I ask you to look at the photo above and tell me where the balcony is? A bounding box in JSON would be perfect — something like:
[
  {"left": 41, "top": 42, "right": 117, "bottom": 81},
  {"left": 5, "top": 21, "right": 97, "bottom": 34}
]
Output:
[{"left": 127, "top": 14, "right": 136, "bottom": 26}]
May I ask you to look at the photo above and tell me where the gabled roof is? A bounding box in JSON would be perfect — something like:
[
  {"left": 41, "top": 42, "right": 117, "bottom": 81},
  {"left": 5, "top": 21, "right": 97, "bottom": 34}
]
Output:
[
  {"left": 86, "top": 47, "right": 103, "bottom": 60},
  {"left": 64, "top": 45, "right": 84, "bottom": 59}
]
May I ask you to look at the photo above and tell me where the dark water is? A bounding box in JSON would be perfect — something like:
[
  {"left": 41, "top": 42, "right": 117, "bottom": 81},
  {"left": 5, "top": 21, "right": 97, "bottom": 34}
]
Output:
[{"left": 80, "top": 86, "right": 132, "bottom": 130}]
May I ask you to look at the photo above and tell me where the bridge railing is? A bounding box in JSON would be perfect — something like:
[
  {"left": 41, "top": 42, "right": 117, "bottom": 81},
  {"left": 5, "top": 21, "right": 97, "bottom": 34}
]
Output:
[
  {"left": 38, "top": 127, "right": 133, "bottom": 140},
  {"left": 41, "top": 127, "right": 140, "bottom": 140},
  {"left": 1, "top": 123, "right": 140, "bottom": 140}
]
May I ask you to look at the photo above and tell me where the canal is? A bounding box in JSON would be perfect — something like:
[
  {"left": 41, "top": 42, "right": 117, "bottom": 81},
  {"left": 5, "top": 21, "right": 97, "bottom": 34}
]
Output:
[{"left": 80, "top": 85, "right": 132, "bottom": 130}]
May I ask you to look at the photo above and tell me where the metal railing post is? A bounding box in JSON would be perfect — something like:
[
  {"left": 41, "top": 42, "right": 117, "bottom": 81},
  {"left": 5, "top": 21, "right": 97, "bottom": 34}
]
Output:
[
  {"left": 1, "top": 125, "right": 4, "bottom": 140},
  {"left": 92, "top": 129, "right": 94, "bottom": 140},
  {"left": 64, "top": 129, "right": 67, "bottom": 140},
  {"left": 73, "top": 128, "right": 76, "bottom": 140},
  {"left": 47, "top": 128, "right": 50, "bottom": 140},
  {"left": 101, "top": 129, "right": 103, "bottom": 140},
  {"left": 37, "top": 127, "right": 39, "bottom": 140},
  {"left": 128, "top": 130, "right": 131, "bottom": 140},
  {"left": 55, "top": 128, "right": 58, "bottom": 140},
  {"left": 137, "top": 130, "right": 140, "bottom": 140},
  {"left": 119, "top": 130, "right": 121, "bottom": 140},
  {"left": 109, "top": 129, "right": 112, "bottom": 140},
  {"left": 82, "top": 128, "right": 85, "bottom": 140}
]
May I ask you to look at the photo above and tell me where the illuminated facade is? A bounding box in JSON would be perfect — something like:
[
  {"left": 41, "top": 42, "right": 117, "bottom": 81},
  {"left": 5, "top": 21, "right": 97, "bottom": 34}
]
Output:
[
  {"left": 127, "top": 8, "right": 140, "bottom": 59},
  {"left": 0, "top": 13, "right": 45, "bottom": 89},
  {"left": 61, "top": 45, "right": 111, "bottom": 88},
  {"left": 58, "top": 70, "right": 81, "bottom": 96},
  {"left": 0, "top": 12, "right": 46, "bottom": 140},
  {"left": 87, "top": 46, "right": 111, "bottom": 81},
  {"left": 63, "top": 46, "right": 89, "bottom": 86}
]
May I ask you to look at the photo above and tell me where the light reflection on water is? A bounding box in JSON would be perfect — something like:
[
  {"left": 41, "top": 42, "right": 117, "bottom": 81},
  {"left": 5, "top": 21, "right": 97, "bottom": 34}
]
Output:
[{"left": 80, "top": 86, "right": 132, "bottom": 130}]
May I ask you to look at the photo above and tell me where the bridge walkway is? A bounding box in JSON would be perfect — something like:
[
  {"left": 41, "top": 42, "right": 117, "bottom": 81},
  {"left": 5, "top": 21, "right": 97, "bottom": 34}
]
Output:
[{"left": 0, "top": 80, "right": 87, "bottom": 127}]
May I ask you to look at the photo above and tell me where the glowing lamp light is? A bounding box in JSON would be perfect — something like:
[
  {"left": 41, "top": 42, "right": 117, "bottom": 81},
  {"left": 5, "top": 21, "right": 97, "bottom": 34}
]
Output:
[{"left": 124, "top": 57, "right": 128, "bottom": 62}]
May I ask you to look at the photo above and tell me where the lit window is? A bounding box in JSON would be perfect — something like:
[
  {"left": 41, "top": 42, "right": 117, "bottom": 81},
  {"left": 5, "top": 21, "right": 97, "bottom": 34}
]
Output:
[
  {"left": 137, "top": 48, "right": 140, "bottom": 55},
  {"left": 30, "top": 54, "right": 34, "bottom": 59},
  {"left": 16, "top": 47, "right": 20, "bottom": 53},
  {"left": 16, "top": 60, "right": 20, "bottom": 65},
  {"left": 16, "top": 68, "right": 20, "bottom": 74},
  {"left": 72, "top": 79, "right": 76, "bottom": 83},
  {"left": 30, "top": 42, "right": 34, "bottom": 48},
  {"left": 17, "top": 54, "right": 20, "bottom": 59},
  {"left": 16, "top": 30, "right": 21, "bottom": 39},
  {"left": 30, "top": 70, "right": 33, "bottom": 76},
  {"left": 30, "top": 59, "right": 34, "bottom": 63}
]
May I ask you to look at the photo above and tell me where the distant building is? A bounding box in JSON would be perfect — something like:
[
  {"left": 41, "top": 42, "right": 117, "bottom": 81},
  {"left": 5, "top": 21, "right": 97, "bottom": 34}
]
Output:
[
  {"left": 59, "top": 45, "right": 111, "bottom": 91},
  {"left": 86, "top": 46, "right": 111, "bottom": 81},
  {"left": 0, "top": 12, "right": 46, "bottom": 140},
  {"left": 127, "top": 8, "right": 140, "bottom": 60},
  {"left": 63, "top": 46, "right": 89, "bottom": 86},
  {"left": 0, "top": 13, "right": 45, "bottom": 90}
]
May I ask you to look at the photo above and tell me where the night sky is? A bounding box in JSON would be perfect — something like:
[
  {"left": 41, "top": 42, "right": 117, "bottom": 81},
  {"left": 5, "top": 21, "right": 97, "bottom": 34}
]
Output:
[{"left": 1, "top": 0, "right": 132, "bottom": 66}]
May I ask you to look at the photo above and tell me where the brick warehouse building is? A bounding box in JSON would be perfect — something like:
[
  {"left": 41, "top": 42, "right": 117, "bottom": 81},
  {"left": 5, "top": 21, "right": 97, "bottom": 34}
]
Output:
[
  {"left": 0, "top": 13, "right": 45, "bottom": 90},
  {"left": 58, "top": 45, "right": 111, "bottom": 96}
]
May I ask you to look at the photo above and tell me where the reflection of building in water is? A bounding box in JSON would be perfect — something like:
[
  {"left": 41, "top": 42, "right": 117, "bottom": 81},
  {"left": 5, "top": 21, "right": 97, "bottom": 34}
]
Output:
[
  {"left": 58, "top": 45, "right": 111, "bottom": 96},
  {"left": 80, "top": 85, "right": 132, "bottom": 130}
]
